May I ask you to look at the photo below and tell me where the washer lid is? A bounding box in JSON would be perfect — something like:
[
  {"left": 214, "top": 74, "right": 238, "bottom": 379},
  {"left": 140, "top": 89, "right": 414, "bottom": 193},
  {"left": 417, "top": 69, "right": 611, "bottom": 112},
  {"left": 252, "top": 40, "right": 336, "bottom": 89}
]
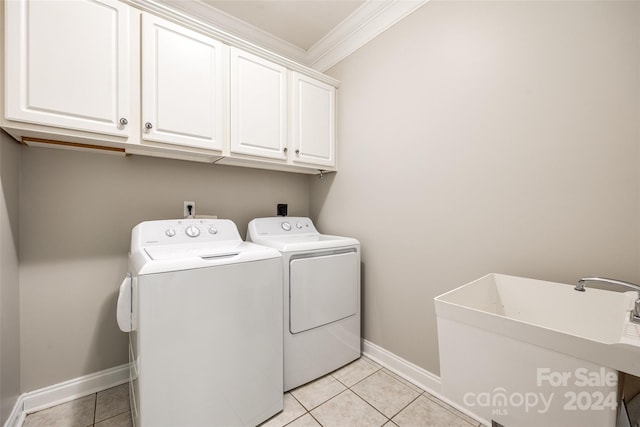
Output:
[
  {"left": 133, "top": 241, "right": 281, "bottom": 275},
  {"left": 144, "top": 241, "right": 242, "bottom": 260},
  {"left": 129, "top": 219, "right": 281, "bottom": 274}
]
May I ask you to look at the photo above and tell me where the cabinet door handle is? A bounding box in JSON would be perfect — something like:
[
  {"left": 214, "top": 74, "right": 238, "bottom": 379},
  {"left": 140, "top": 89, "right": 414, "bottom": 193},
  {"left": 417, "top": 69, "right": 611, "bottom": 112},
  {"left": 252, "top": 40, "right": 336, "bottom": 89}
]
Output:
[
  {"left": 119, "top": 118, "right": 128, "bottom": 126},
  {"left": 144, "top": 122, "right": 153, "bottom": 130},
  {"left": 283, "top": 147, "right": 288, "bottom": 153},
  {"left": 295, "top": 149, "right": 300, "bottom": 156}
]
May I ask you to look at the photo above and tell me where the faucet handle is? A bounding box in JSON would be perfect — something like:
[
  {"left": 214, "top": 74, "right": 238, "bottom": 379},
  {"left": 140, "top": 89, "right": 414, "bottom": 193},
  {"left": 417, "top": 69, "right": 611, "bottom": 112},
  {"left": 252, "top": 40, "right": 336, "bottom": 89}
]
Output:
[{"left": 577, "top": 277, "right": 640, "bottom": 324}]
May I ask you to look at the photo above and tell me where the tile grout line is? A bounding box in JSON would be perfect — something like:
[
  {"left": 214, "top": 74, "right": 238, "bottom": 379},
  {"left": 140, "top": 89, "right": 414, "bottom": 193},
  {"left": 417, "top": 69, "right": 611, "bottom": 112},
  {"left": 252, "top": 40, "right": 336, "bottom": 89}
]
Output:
[
  {"left": 97, "top": 411, "right": 132, "bottom": 426},
  {"left": 342, "top": 387, "right": 390, "bottom": 425},
  {"left": 306, "top": 407, "right": 323, "bottom": 426},
  {"left": 330, "top": 364, "right": 382, "bottom": 389},
  {"left": 334, "top": 361, "right": 414, "bottom": 424},
  {"left": 331, "top": 362, "right": 391, "bottom": 424},
  {"left": 345, "top": 359, "right": 481, "bottom": 426},
  {"left": 311, "top": 388, "right": 390, "bottom": 427},
  {"left": 372, "top": 363, "right": 480, "bottom": 426},
  {"left": 348, "top": 370, "right": 424, "bottom": 424},
  {"left": 92, "top": 392, "right": 98, "bottom": 427},
  {"left": 292, "top": 390, "right": 335, "bottom": 413},
  {"left": 326, "top": 359, "right": 432, "bottom": 426},
  {"left": 283, "top": 392, "right": 311, "bottom": 426},
  {"left": 290, "top": 371, "right": 356, "bottom": 414},
  {"left": 287, "top": 360, "right": 388, "bottom": 427}
]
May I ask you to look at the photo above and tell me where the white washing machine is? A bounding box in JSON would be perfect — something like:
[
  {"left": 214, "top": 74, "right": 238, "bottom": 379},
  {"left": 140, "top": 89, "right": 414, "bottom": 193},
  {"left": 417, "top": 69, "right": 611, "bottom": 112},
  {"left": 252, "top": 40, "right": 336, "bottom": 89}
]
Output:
[
  {"left": 116, "top": 218, "right": 283, "bottom": 427},
  {"left": 247, "top": 217, "right": 360, "bottom": 391}
]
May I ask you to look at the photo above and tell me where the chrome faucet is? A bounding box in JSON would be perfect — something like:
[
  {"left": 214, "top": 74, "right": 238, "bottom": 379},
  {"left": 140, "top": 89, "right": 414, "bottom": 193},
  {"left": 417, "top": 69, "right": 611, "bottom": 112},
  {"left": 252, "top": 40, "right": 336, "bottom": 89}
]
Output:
[{"left": 576, "top": 277, "right": 640, "bottom": 324}]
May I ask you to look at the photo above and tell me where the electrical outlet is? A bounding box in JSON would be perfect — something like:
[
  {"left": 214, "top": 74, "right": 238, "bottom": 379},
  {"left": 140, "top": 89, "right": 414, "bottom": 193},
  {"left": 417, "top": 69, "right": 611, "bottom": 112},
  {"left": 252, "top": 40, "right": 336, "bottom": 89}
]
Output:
[{"left": 183, "top": 201, "right": 195, "bottom": 218}]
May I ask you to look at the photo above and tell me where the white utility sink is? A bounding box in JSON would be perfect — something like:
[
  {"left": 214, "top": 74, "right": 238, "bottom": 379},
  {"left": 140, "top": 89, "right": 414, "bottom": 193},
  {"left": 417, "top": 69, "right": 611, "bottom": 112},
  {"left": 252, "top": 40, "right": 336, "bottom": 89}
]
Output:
[
  {"left": 435, "top": 273, "right": 640, "bottom": 427},
  {"left": 436, "top": 273, "right": 640, "bottom": 375}
]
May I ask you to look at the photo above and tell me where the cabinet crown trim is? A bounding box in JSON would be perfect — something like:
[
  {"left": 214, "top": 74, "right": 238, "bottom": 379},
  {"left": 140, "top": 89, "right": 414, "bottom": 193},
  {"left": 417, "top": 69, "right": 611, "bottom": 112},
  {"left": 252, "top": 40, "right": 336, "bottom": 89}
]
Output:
[{"left": 123, "top": 0, "right": 341, "bottom": 87}]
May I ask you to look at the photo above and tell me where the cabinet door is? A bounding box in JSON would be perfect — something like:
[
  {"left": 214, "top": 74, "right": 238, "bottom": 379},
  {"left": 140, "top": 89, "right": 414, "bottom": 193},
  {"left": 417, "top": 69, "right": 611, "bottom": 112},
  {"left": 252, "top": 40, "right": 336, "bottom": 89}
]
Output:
[
  {"left": 5, "top": 0, "right": 132, "bottom": 137},
  {"left": 230, "top": 48, "right": 287, "bottom": 160},
  {"left": 291, "top": 72, "right": 336, "bottom": 169},
  {"left": 141, "top": 14, "right": 225, "bottom": 151}
]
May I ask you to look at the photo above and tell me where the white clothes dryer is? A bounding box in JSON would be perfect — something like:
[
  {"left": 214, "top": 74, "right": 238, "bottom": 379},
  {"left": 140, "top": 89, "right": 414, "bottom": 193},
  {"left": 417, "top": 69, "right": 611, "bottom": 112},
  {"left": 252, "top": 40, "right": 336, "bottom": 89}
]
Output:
[
  {"left": 247, "top": 217, "right": 361, "bottom": 391},
  {"left": 117, "top": 219, "right": 283, "bottom": 427}
]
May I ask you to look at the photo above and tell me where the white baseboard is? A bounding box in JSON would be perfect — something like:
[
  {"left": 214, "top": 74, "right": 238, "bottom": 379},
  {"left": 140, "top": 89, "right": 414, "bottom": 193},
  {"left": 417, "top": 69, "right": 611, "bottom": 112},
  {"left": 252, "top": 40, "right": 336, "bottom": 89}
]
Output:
[
  {"left": 4, "top": 364, "right": 129, "bottom": 427},
  {"left": 361, "top": 339, "right": 488, "bottom": 426},
  {"left": 6, "top": 341, "right": 484, "bottom": 427},
  {"left": 362, "top": 339, "right": 442, "bottom": 393},
  {"left": 2, "top": 399, "right": 24, "bottom": 427}
]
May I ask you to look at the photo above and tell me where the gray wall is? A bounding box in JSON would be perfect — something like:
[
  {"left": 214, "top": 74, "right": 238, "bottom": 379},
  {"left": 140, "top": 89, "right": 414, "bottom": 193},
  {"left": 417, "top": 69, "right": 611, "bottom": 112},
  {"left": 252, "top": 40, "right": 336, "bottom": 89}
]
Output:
[
  {"left": 0, "top": 132, "right": 20, "bottom": 424},
  {"left": 311, "top": 0, "right": 640, "bottom": 376},
  {"left": 19, "top": 147, "right": 310, "bottom": 392}
]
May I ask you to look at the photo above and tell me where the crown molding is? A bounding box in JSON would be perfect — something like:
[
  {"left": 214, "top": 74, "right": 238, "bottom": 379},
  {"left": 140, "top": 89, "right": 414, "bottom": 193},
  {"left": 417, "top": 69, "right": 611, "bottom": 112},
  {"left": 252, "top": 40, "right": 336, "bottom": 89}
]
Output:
[
  {"left": 127, "top": 0, "right": 428, "bottom": 76},
  {"left": 124, "top": 0, "right": 339, "bottom": 86},
  {"left": 153, "top": 0, "right": 308, "bottom": 65},
  {"left": 307, "top": 0, "right": 430, "bottom": 72}
]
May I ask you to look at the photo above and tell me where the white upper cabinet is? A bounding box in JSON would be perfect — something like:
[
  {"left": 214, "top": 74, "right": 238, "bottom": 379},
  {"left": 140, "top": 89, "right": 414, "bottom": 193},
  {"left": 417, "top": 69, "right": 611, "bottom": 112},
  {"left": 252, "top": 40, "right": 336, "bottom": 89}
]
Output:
[
  {"left": 5, "top": 0, "right": 132, "bottom": 137},
  {"left": 230, "top": 47, "right": 287, "bottom": 160},
  {"left": 291, "top": 72, "right": 336, "bottom": 169},
  {"left": 2, "top": 1, "right": 338, "bottom": 172},
  {"left": 141, "top": 14, "right": 225, "bottom": 151}
]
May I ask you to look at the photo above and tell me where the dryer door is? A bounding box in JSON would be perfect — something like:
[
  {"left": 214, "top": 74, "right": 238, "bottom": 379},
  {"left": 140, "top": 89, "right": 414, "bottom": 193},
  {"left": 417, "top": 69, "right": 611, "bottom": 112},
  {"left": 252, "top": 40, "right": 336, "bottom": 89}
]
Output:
[{"left": 289, "top": 250, "right": 359, "bottom": 334}]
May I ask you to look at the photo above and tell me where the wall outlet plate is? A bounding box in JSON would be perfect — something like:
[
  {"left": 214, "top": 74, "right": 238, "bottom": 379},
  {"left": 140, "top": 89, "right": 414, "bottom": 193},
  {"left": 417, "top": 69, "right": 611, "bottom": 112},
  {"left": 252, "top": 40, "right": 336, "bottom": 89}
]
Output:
[{"left": 183, "top": 201, "right": 195, "bottom": 218}]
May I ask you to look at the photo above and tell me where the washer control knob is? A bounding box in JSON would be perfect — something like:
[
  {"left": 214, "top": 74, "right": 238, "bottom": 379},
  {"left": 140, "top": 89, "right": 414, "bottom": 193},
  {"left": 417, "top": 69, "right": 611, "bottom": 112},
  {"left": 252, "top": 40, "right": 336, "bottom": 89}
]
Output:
[
  {"left": 165, "top": 228, "right": 176, "bottom": 237},
  {"left": 296, "top": 222, "right": 303, "bottom": 229},
  {"left": 281, "top": 222, "right": 291, "bottom": 231},
  {"left": 209, "top": 227, "right": 218, "bottom": 235},
  {"left": 185, "top": 225, "right": 200, "bottom": 237}
]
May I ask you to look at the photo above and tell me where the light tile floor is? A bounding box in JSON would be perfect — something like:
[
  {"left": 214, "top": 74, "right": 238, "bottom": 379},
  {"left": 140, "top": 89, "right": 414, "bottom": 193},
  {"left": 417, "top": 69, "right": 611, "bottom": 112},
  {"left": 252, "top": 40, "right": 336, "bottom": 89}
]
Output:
[
  {"left": 23, "top": 383, "right": 131, "bottom": 427},
  {"left": 21, "top": 357, "right": 481, "bottom": 427},
  {"left": 262, "top": 357, "right": 481, "bottom": 427}
]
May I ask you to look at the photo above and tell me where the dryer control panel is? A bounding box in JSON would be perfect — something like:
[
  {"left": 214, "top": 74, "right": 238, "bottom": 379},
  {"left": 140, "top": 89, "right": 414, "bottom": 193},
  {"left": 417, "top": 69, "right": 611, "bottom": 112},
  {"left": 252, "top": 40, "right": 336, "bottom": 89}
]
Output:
[
  {"left": 133, "top": 219, "right": 242, "bottom": 247},
  {"left": 248, "top": 217, "right": 318, "bottom": 236}
]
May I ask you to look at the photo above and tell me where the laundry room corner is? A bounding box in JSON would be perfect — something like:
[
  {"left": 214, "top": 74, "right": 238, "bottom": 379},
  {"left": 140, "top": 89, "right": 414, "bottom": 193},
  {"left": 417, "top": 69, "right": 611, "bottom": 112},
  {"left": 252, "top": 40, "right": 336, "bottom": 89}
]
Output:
[
  {"left": 17, "top": 146, "right": 311, "bottom": 394},
  {"left": 0, "top": 131, "right": 20, "bottom": 426}
]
